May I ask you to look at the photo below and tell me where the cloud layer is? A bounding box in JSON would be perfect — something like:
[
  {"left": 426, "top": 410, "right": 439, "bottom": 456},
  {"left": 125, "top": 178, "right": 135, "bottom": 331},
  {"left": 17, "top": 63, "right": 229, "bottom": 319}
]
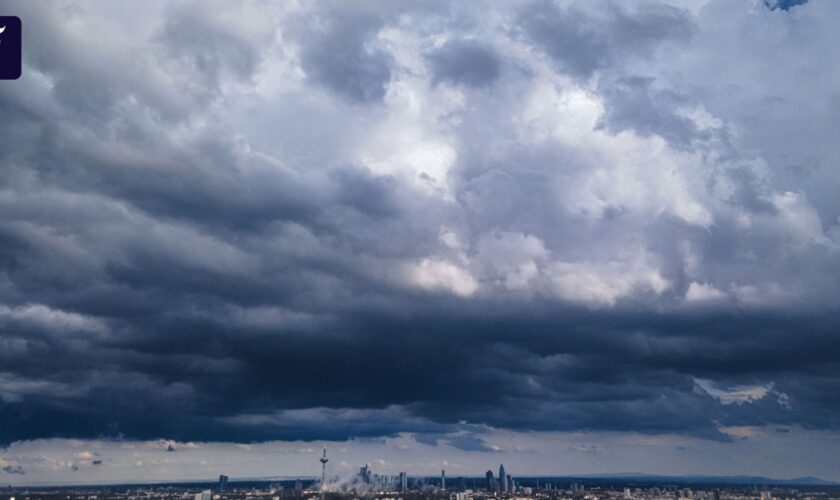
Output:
[{"left": 1, "top": 0, "right": 840, "bottom": 459}]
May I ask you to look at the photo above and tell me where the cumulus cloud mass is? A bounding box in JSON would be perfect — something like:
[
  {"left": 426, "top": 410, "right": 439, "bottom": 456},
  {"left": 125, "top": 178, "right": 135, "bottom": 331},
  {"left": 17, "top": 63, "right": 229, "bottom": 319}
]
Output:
[{"left": 1, "top": 0, "right": 840, "bottom": 484}]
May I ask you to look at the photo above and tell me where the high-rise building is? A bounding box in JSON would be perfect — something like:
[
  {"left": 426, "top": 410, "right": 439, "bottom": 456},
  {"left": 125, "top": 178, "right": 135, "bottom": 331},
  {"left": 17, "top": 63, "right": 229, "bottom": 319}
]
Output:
[
  {"left": 359, "top": 464, "right": 371, "bottom": 484},
  {"left": 218, "top": 475, "right": 229, "bottom": 491},
  {"left": 442, "top": 469, "right": 446, "bottom": 491},
  {"left": 399, "top": 472, "right": 408, "bottom": 492},
  {"left": 485, "top": 470, "right": 495, "bottom": 491},
  {"left": 499, "top": 465, "right": 507, "bottom": 493}
]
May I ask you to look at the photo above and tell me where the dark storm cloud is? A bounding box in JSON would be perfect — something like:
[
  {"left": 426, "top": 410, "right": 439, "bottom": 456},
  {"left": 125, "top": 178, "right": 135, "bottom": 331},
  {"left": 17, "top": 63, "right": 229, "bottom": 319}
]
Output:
[
  {"left": 596, "top": 76, "right": 698, "bottom": 146},
  {"left": 415, "top": 432, "right": 498, "bottom": 452},
  {"left": 299, "top": 8, "right": 394, "bottom": 103},
  {"left": 449, "top": 436, "right": 497, "bottom": 453},
  {"left": 1, "top": 0, "right": 840, "bottom": 450},
  {"left": 3, "top": 299, "right": 840, "bottom": 445},
  {"left": 518, "top": 1, "right": 693, "bottom": 79},
  {"left": 765, "top": 0, "right": 809, "bottom": 11},
  {"left": 427, "top": 40, "right": 501, "bottom": 88},
  {"left": 2, "top": 465, "right": 25, "bottom": 475}
]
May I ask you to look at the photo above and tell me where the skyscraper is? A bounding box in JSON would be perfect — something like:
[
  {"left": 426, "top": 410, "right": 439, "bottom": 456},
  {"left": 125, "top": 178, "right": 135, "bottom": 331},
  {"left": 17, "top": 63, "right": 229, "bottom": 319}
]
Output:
[
  {"left": 217, "top": 475, "right": 229, "bottom": 491},
  {"left": 486, "top": 470, "right": 495, "bottom": 491},
  {"left": 399, "top": 472, "right": 408, "bottom": 492},
  {"left": 359, "top": 464, "right": 371, "bottom": 484},
  {"left": 499, "top": 464, "right": 507, "bottom": 493},
  {"left": 441, "top": 469, "right": 446, "bottom": 491}
]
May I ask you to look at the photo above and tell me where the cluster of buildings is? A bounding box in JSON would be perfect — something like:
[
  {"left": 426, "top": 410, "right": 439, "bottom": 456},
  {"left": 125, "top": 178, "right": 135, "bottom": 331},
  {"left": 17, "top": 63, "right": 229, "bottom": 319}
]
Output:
[
  {"left": 350, "top": 464, "right": 408, "bottom": 492},
  {"left": 2, "top": 453, "right": 838, "bottom": 500},
  {"left": 484, "top": 465, "right": 514, "bottom": 494},
  {"left": 4, "top": 481, "right": 840, "bottom": 500},
  {"left": 343, "top": 458, "right": 518, "bottom": 496}
]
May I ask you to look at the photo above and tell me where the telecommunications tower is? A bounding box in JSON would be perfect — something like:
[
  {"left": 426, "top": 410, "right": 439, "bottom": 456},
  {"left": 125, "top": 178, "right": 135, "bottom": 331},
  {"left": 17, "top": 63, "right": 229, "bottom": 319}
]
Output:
[{"left": 320, "top": 447, "right": 329, "bottom": 500}]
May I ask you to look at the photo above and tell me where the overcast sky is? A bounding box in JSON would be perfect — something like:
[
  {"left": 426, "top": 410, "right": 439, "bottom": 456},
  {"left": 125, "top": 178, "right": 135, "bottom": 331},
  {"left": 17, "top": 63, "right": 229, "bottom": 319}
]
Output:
[{"left": 2, "top": 0, "right": 840, "bottom": 486}]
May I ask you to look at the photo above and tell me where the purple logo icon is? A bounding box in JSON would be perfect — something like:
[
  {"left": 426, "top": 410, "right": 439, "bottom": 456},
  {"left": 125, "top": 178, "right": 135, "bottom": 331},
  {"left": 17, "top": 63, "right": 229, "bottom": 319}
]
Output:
[{"left": 0, "top": 16, "right": 22, "bottom": 80}]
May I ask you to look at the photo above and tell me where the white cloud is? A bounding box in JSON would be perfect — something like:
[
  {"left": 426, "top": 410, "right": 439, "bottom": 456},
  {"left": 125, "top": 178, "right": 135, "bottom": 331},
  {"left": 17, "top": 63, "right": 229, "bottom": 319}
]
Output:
[
  {"left": 685, "top": 282, "right": 727, "bottom": 302},
  {"left": 548, "top": 253, "right": 670, "bottom": 307},
  {"left": 695, "top": 378, "right": 772, "bottom": 405},
  {"left": 405, "top": 258, "right": 479, "bottom": 297},
  {"left": 0, "top": 304, "right": 107, "bottom": 334},
  {"left": 476, "top": 232, "right": 549, "bottom": 291}
]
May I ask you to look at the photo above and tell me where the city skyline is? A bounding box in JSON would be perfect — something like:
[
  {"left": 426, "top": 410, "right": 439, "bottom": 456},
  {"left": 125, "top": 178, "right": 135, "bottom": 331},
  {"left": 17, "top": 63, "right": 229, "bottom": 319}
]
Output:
[
  {"left": 5, "top": 470, "right": 838, "bottom": 500},
  {"left": 2, "top": 0, "right": 840, "bottom": 487}
]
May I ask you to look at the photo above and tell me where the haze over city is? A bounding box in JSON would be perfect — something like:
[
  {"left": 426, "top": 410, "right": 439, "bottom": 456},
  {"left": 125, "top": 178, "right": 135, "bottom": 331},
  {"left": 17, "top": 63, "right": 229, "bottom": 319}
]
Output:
[{"left": 2, "top": 0, "right": 840, "bottom": 488}]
